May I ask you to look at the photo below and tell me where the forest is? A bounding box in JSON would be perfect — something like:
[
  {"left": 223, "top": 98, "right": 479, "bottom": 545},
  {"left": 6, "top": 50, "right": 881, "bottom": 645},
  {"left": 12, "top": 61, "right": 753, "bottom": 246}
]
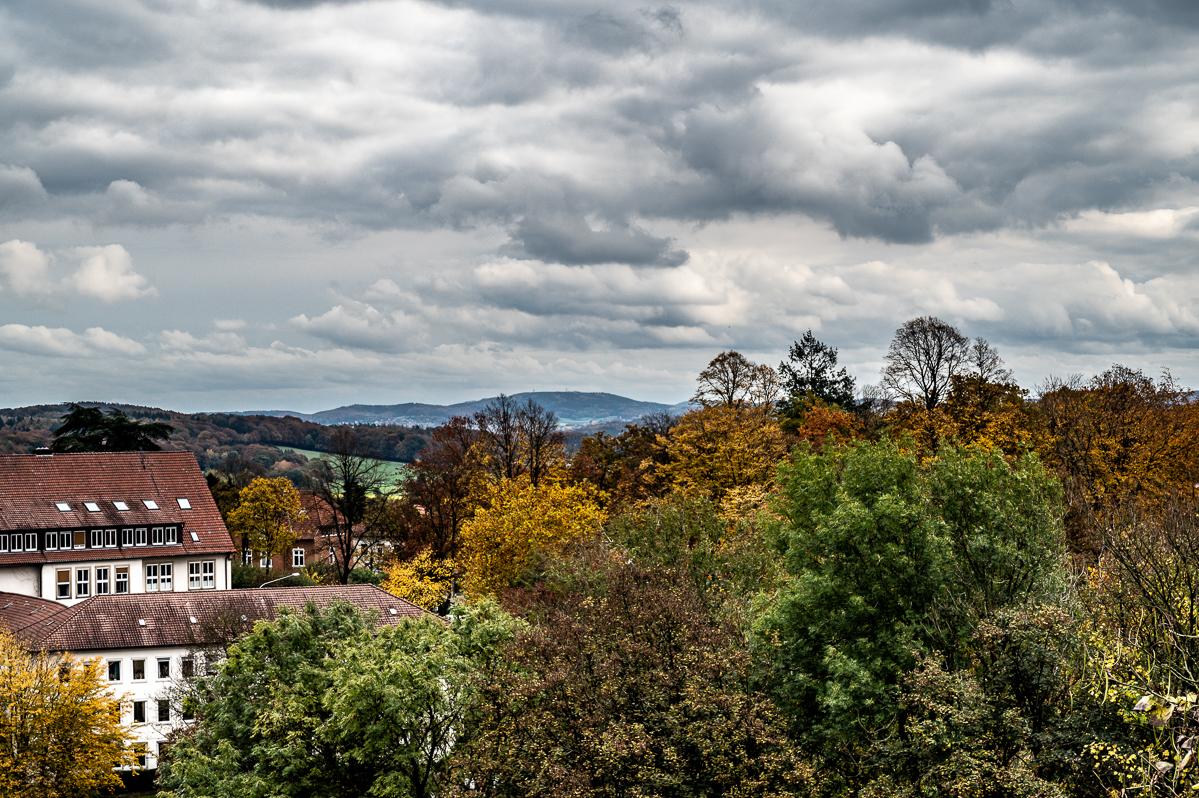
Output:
[
  {"left": 152, "top": 315, "right": 1199, "bottom": 798},
  {"left": 0, "top": 402, "right": 429, "bottom": 480}
]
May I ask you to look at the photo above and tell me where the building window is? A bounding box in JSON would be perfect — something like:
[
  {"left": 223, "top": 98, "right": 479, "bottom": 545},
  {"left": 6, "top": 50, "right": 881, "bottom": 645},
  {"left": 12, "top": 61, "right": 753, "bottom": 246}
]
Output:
[
  {"left": 108, "top": 660, "right": 120, "bottom": 681},
  {"left": 9, "top": 535, "right": 20, "bottom": 553},
  {"left": 132, "top": 659, "right": 145, "bottom": 680},
  {"left": 56, "top": 569, "right": 70, "bottom": 600},
  {"left": 132, "top": 702, "right": 145, "bottom": 723},
  {"left": 188, "top": 562, "right": 201, "bottom": 590},
  {"left": 54, "top": 501, "right": 70, "bottom": 512},
  {"left": 0, "top": 534, "right": 7, "bottom": 552},
  {"left": 177, "top": 497, "right": 192, "bottom": 509},
  {"left": 90, "top": 529, "right": 103, "bottom": 548},
  {"left": 157, "top": 700, "right": 170, "bottom": 722},
  {"left": 260, "top": 553, "right": 270, "bottom": 568},
  {"left": 160, "top": 563, "right": 173, "bottom": 591},
  {"left": 135, "top": 527, "right": 147, "bottom": 546},
  {"left": 242, "top": 550, "right": 253, "bottom": 565},
  {"left": 96, "top": 567, "right": 109, "bottom": 595},
  {"left": 113, "top": 501, "right": 128, "bottom": 511},
  {"left": 73, "top": 531, "right": 85, "bottom": 549},
  {"left": 115, "top": 566, "right": 129, "bottom": 594},
  {"left": 104, "top": 528, "right": 117, "bottom": 547},
  {"left": 75, "top": 568, "right": 90, "bottom": 598},
  {"left": 157, "top": 658, "right": 170, "bottom": 679},
  {"left": 23, "top": 533, "right": 35, "bottom": 551},
  {"left": 144, "top": 500, "right": 159, "bottom": 510},
  {"left": 46, "top": 532, "right": 57, "bottom": 551},
  {"left": 121, "top": 527, "right": 133, "bottom": 546},
  {"left": 152, "top": 527, "right": 163, "bottom": 545},
  {"left": 202, "top": 560, "right": 215, "bottom": 589},
  {"left": 145, "top": 564, "right": 158, "bottom": 592},
  {"left": 133, "top": 742, "right": 147, "bottom": 767},
  {"left": 292, "top": 548, "right": 305, "bottom": 568},
  {"left": 165, "top": 526, "right": 178, "bottom": 545},
  {"left": 181, "top": 658, "right": 194, "bottom": 679}
]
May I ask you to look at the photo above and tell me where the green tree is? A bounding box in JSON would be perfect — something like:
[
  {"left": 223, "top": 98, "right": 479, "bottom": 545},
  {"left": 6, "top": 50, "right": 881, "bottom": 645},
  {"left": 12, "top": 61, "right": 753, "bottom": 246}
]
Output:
[
  {"left": 0, "top": 628, "right": 136, "bottom": 797},
  {"left": 778, "top": 329, "right": 856, "bottom": 410},
  {"left": 754, "top": 440, "right": 1064, "bottom": 784},
  {"left": 50, "top": 402, "right": 174, "bottom": 452},
  {"left": 157, "top": 600, "right": 522, "bottom": 798}
]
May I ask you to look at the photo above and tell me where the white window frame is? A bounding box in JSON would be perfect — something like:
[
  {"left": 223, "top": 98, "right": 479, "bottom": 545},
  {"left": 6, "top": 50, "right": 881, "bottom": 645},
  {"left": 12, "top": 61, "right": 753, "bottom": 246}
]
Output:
[
  {"left": 135, "top": 527, "right": 147, "bottom": 546},
  {"left": 24, "top": 533, "right": 36, "bottom": 551},
  {"left": 157, "top": 658, "right": 170, "bottom": 680},
  {"left": 188, "top": 562, "right": 201, "bottom": 590},
  {"left": 292, "top": 548, "right": 305, "bottom": 568},
  {"left": 107, "top": 660, "right": 120, "bottom": 681},
  {"left": 121, "top": 528, "right": 133, "bottom": 546},
  {"left": 165, "top": 526, "right": 178, "bottom": 545},
  {"left": 55, "top": 569, "right": 70, "bottom": 600},
  {"left": 96, "top": 567, "right": 109, "bottom": 595},
  {"left": 45, "top": 532, "right": 57, "bottom": 551},
  {"left": 104, "top": 528, "right": 117, "bottom": 548},
  {"left": 145, "top": 564, "right": 159, "bottom": 592},
  {"left": 0, "top": 534, "right": 8, "bottom": 553},
  {"left": 91, "top": 529, "right": 103, "bottom": 548},
  {"left": 202, "top": 560, "right": 215, "bottom": 589},
  {"left": 115, "top": 566, "right": 129, "bottom": 594},
  {"left": 160, "top": 563, "right": 173, "bottom": 591},
  {"left": 152, "top": 527, "right": 164, "bottom": 546},
  {"left": 75, "top": 568, "right": 90, "bottom": 598}
]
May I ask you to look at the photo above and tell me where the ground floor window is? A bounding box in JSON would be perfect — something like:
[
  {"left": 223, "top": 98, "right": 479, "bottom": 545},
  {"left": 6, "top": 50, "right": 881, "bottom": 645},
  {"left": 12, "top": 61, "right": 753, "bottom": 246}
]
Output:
[{"left": 292, "top": 548, "right": 305, "bottom": 568}]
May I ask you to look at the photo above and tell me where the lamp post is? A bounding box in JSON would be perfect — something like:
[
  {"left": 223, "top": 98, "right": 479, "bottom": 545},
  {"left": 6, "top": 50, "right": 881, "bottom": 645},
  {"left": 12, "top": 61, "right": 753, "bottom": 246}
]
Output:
[{"left": 258, "top": 572, "right": 299, "bottom": 588}]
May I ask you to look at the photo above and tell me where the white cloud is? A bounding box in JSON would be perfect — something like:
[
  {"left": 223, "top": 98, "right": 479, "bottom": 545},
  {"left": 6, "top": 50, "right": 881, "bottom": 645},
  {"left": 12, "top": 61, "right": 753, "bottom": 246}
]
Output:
[
  {"left": 0, "top": 239, "right": 55, "bottom": 297},
  {"left": 291, "top": 300, "right": 427, "bottom": 353},
  {"left": 67, "top": 245, "right": 157, "bottom": 302},
  {"left": 0, "top": 324, "right": 146, "bottom": 358}
]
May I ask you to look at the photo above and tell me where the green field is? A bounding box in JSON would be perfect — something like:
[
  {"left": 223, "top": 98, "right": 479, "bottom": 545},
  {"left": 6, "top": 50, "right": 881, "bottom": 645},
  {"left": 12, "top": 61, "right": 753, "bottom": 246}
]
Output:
[{"left": 278, "top": 446, "right": 411, "bottom": 482}]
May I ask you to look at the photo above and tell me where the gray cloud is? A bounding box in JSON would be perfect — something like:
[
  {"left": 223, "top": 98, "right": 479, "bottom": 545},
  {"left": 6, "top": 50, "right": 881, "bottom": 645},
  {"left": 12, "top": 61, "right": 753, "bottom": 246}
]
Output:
[{"left": 0, "top": 0, "right": 1198, "bottom": 407}]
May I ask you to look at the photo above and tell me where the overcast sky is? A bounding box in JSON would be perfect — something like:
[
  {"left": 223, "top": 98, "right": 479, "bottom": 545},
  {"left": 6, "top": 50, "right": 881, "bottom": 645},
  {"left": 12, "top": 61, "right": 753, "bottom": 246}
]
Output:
[{"left": 1, "top": 0, "right": 1198, "bottom": 412}]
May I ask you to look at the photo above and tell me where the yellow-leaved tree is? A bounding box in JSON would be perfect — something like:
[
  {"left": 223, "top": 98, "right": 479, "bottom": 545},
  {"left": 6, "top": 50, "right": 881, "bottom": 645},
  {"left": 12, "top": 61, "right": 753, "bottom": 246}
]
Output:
[
  {"left": 382, "top": 547, "right": 455, "bottom": 612},
  {"left": 227, "top": 476, "right": 305, "bottom": 566},
  {"left": 0, "top": 628, "right": 136, "bottom": 797},
  {"left": 661, "top": 405, "right": 787, "bottom": 501},
  {"left": 460, "top": 477, "right": 607, "bottom": 600}
]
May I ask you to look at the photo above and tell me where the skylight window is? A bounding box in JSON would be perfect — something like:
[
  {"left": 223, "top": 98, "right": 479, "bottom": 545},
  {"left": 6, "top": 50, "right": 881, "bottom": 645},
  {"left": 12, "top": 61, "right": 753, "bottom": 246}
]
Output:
[
  {"left": 143, "top": 500, "right": 159, "bottom": 510},
  {"left": 113, "top": 501, "right": 129, "bottom": 511},
  {"left": 54, "top": 502, "right": 70, "bottom": 512},
  {"left": 177, "top": 498, "right": 191, "bottom": 510},
  {"left": 84, "top": 502, "right": 100, "bottom": 512}
]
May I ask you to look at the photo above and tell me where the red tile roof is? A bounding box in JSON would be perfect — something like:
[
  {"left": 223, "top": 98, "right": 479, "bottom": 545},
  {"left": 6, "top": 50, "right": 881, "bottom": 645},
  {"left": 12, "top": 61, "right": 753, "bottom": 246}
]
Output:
[
  {"left": 0, "top": 591, "right": 75, "bottom": 644},
  {"left": 0, "top": 452, "right": 235, "bottom": 562},
  {"left": 17, "top": 585, "right": 436, "bottom": 652}
]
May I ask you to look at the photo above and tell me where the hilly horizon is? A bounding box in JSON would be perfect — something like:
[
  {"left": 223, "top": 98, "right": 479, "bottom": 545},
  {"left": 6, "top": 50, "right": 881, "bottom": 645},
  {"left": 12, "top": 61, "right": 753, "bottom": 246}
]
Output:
[{"left": 226, "top": 391, "right": 693, "bottom": 429}]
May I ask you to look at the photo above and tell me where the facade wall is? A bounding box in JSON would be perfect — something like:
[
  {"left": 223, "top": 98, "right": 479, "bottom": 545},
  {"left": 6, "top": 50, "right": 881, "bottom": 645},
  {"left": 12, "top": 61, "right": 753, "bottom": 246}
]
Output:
[
  {"left": 0, "top": 565, "right": 40, "bottom": 597},
  {"left": 39, "top": 554, "right": 232, "bottom": 606},
  {"left": 87, "top": 645, "right": 197, "bottom": 769}
]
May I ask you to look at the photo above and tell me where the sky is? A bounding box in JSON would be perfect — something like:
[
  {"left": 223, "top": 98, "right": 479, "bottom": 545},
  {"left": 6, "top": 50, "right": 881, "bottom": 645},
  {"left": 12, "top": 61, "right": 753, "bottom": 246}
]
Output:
[{"left": 2, "top": 0, "right": 1199, "bottom": 413}]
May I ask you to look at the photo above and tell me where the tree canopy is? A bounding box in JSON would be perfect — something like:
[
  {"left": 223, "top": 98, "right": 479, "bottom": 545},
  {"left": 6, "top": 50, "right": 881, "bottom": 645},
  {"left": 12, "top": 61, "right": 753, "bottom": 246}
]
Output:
[{"left": 50, "top": 402, "right": 174, "bottom": 452}]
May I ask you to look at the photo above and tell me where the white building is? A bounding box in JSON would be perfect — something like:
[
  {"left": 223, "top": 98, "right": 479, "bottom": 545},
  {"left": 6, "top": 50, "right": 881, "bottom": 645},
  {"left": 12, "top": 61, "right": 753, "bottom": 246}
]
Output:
[
  {"left": 0, "top": 451, "right": 236, "bottom": 603},
  {"left": 4, "top": 585, "right": 431, "bottom": 769}
]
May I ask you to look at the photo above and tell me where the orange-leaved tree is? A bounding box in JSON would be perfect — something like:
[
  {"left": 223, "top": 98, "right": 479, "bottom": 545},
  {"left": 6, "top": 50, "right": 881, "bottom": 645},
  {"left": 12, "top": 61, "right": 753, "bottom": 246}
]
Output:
[{"left": 460, "top": 477, "right": 606, "bottom": 600}]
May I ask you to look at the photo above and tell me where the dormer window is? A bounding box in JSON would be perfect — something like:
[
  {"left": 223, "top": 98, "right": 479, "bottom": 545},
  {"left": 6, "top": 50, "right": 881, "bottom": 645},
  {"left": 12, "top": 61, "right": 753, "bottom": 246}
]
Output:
[
  {"left": 54, "top": 502, "right": 70, "bottom": 512},
  {"left": 177, "top": 498, "right": 191, "bottom": 510},
  {"left": 84, "top": 502, "right": 100, "bottom": 512},
  {"left": 113, "top": 501, "right": 129, "bottom": 511},
  {"left": 143, "top": 500, "right": 159, "bottom": 510}
]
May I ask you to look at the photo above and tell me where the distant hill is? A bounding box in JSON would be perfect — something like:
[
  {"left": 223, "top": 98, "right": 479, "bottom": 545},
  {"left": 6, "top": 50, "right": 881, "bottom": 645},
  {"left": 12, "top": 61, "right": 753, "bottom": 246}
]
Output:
[{"left": 232, "top": 392, "right": 692, "bottom": 429}]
